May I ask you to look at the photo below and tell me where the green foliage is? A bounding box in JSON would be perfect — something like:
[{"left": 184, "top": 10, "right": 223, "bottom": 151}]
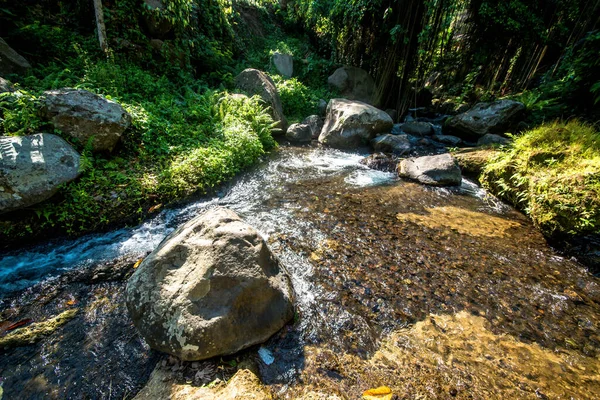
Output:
[
  {"left": 273, "top": 76, "right": 331, "bottom": 123},
  {"left": 0, "top": 54, "right": 275, "bottom": 239},
  {"left": 481, "top": 121, "right": 600, "bottom": 238}
]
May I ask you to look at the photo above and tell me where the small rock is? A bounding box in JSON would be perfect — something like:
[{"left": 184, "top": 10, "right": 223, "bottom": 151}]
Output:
[
  {"left": 401, "top": 121, "right": 434, "bottom": 136},
  {"left": 286, "top": 122, "right": 312, "bottom": 143},
  {"left": 360, "top": 153, "right": 398, "bottom": 173},
  {"left": 371, "top": 134, "right": 411, "bottom": 155},
  {"left": 303, "top": 115, "right": 324, "bottom": 139},
  {"left": 432, "top": 135, "right": 462, "bottom": 146},
  {"left": 398, "top": 153, "right": 462, "bottom": 186},
  {"left": 477, "top": 133, "right": 510, "bottom": 146},
  {"left": 272, "top": 52, "right": 293, "bottom": 78}
]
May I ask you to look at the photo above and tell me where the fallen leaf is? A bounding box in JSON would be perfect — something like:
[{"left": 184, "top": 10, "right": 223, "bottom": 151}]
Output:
[
  {"left": 148, "top": 204, "right": 162, "bottom": 213},
  {"left": 6, "top": 319, "right": 33, "bottom": 331},
  {"left": 363, "top": 386, "right": 393, "bottom": 400},
  {"left": 66, "top": 299, "right": 77, "bottom": 306},
  {"left": 133, "top": 258, "right": 144, "bottom": 269}
]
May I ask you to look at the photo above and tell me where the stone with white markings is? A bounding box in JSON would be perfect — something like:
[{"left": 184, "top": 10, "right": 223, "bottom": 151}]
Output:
[{"left": 0, "top": 134, "right": 81, "bottom": 213}]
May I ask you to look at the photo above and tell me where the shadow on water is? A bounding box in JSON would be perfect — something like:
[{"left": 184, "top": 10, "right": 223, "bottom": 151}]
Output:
[{"left": 1, "top": 145, "right": 600, "bottom": 398}]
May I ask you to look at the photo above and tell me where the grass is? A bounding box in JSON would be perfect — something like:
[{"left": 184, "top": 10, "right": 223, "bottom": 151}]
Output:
[
  {"left": 481, "top": 120, "right": 600, "bottom": 238},
  {"left": 0, "top": 55, "right": 276, "bottom": 243}
]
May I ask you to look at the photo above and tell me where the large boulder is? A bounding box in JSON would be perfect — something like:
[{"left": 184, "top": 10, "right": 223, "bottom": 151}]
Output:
[
  {"left": 0, "top": 134, "right": 81, "bottom": 213},
  {"left": 446, "top": 100, "right": 524, "bottom": 139},
  {"left": 126, "top": 207, "right": 295, "bottom": 361},
  {"left": 398, "top": 153, "right": 462, "bottom": 186},
  {"left": 327, "top": 66, "right": 376, "bottom": 105},
  {"left": 371, "top": 134, "right": 411, "bottom": 155},
  {"left": 235, "top": 69, "right": 288, "bottom": 133},
  {"left": 318, "top": 99, "right": 393, "bottom": 149},
  {"left": 272, "top": 52, "right": 293, "bottom": 78},
  {"left": 41, "top": 88, "right": 131, "bottom": 152},
  {"left": 0, "top": 38, "right": 31, "bottom": 76}
]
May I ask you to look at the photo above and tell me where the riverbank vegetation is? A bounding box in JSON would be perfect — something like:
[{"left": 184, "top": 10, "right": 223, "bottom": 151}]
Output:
[{"left": 0, "top": 0, "right": 599, "bottom": 248}]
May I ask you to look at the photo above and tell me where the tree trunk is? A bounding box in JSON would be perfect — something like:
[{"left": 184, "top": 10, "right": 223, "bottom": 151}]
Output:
[{"left": 92, "top": 0, "right": 108, "bottom": 53}]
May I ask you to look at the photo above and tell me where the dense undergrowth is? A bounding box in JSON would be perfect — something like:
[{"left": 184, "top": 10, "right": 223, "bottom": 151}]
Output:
[
  {"left": 481, "top": 121, "right": 600, "bottom": 239},
  {"left": 0, "top": 1, "right": 335, "bottom": 244}
]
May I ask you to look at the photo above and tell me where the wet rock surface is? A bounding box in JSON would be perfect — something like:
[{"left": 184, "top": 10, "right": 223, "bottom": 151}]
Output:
[
  {"left": 371, "top": 134, "right": 411, "bottom": 155},
  {"left": 2, "top": 146, "right": 600, "bottom": 399},
  {"left": 0, "top": 256, "right": 159, "bottom": 399},
  {"left": 398, "top": 153, "right": 462, "bottom": 186},
  {"left": 126, "top": 207, "right": 295, "bottom": 361}
]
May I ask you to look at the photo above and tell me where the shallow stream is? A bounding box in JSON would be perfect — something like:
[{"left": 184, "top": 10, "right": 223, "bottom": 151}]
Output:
[{"left": 1, "top": 145, "right": 600, "bottom": 399}]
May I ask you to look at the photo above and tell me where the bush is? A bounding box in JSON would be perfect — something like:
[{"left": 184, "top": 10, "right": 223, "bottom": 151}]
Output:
[{"left": 481, "top": 121, "right": 600, "bottom": 238}]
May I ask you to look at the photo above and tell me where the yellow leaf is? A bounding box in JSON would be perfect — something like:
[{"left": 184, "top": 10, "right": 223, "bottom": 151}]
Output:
[
  {"left": 148, "top": 204, "right": 162, "bottom": 213},
  {"left": 363, "top": 386, "right": 393, "bottom": 400},
  {"left": 133, "top": 258, "right": 144, "bottom": 269}
]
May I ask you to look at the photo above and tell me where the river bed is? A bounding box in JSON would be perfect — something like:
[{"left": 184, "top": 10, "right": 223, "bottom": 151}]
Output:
[{"left": 1, "top": 145, "right": 599, "bottom": 399}]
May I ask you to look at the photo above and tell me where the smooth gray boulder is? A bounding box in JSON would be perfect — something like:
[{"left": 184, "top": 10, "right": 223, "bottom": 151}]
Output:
[
  {"left": 477, "top": 133, "right": 510, "bottom": 146},
  {"left": 401, "top": 121, "right": 434, "bottom": 136},
  {"left": 318, "top": 99, "right": 393, "bottom": 149},
  {"left": 447, "top": 100, "right": 524, "bottom": 139},
  {"left": 398, "top": 153, "right": 462, "bottom": 186},
  {"left": 371, "top": 134, "right": 411, "bottom": 155},
  {"left": 0, "top": 77, "right": 15, "bottom": 93},
  {"left": 286, "top": 122, "right": 312, "bottom": 143},
  {"left": 126, "top": 207, "right": 295, "bottom": 361},
  {"left": 327, "top": 66, "right": 376, "bottom": 105},
  {"left": 0, "top": 134, "right": 81, "bottom": 213},
  {"left": 235, "top": 69, "right": 288, "bottom": 133},
  {"left": 0, "top": 38, "right": 31, "bottom": 76},
  {"left": 272, "top": 52, "right": 293, "bottom": 78},
  {"left": 41, "top": 88, "right": 131, "bottom": 152},
  {"left": 432, "top": 134, "right": 462, "bottom": 146}
]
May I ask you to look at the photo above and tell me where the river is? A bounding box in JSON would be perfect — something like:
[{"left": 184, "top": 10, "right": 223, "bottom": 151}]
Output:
[{"left": 1, "top": 145, "right": 599, "bottom": 399}]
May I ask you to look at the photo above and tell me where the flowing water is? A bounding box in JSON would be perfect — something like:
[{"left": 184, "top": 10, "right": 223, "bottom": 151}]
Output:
[{"left": 1, "top": 145, "right": 600, "bottom": 399}]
